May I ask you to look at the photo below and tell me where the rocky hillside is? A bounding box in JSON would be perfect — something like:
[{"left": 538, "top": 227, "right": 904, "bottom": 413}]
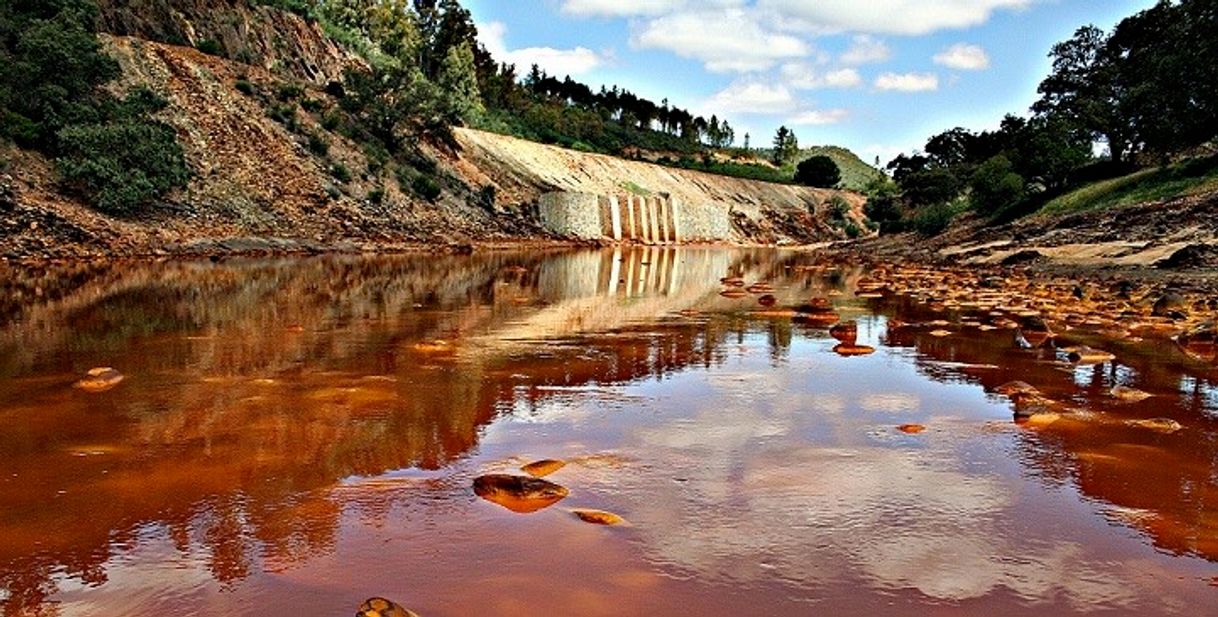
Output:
[{"left": 0, "top": 1, "right": 867, "bottom": 261}]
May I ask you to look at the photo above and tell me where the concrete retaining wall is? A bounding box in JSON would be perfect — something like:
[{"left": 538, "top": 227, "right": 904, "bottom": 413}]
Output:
[{"left": 539, "top": 191, "right": 729, "bottom": 243}]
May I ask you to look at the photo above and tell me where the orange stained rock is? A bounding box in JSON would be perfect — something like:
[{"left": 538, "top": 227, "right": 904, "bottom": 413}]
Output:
[
  {"left": 473, "top": 474, "right": 569, "bottom": 514},
  {"left": 1111, "top": 386, "right": 1153, "bottom": 403},
  {"left": 897, "top": 424, "right": 926, "bottom": 434},
  {"left": 74, "top": 368, "right": 124, "bottom": 393},
  {"left": 570, "top": 509, "right": 628, "bottom": 526},
  {"left": 1067, "top": 347, "right": 1116, "bottom": 364},
  {"left": 521, "top": 459, "right": 566, "bottom": 478},
  {"left": 833, "top": 343, "right": 876, "bottom": 357},
  {"left": 357, "top": 597, "right": 420, "bottom": 617}
]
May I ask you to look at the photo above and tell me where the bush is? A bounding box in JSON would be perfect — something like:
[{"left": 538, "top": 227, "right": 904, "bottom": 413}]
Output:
[
  {"left": 411, "top": 175, "right": 442, "bottom": 201},
  {"left": 910, "top": 202, "right": 962, "bottom": 236},
  {"left": 195, "top": 39, "right": 223, "bottom": 56},
  {"left": 307, "top": 132, "right": 329, "bottom": 156},
  {"left": 368, "top": 187, "right": 385, "bottom": 204},
  {"left": 331, "top": 162, "right": 352, "bottom": 183},
  {"left": 277, "top": 84, "right": 305, "bottom": 102},
  {"left": 56, "top": 91, "right": 190, "bottom": 214},
  {"left": 301, "top": 98, "right": 324, "bottom": 113},
  {"left": 828, "top": 195, "right": 850, "bottom": 221},
  {"left": 796, "top": 155, "right": 841, "bottom": 188},
  {"left": 235, "top": 79, "right": 255, "bottom": 96},
  {"left": 844, "top": 221, "right": 862, "bottom": 239}
]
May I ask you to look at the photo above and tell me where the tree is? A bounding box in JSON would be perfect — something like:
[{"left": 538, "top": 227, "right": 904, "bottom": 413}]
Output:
[
  {"left": 772, "top": 126, "right": 798, "bottom": 165},
  {"left": 1033, "top": 25, "right": 1132, "bottom": 162},
  {"left": 437, "top": 40, "right": 483, "bottom": 123},
  {"left": 795, "top": 155, "right": 841, "bottom": 188},
  {"left": 969, "top": 155, "right": 1025, "bottom": 215}
]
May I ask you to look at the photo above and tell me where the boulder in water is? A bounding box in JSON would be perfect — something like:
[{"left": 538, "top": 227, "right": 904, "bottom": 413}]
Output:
[
  {"left": 357, "top": 597, "right": 420, "bottom": 617},
  {"left": 1127, "top": 417, "right": 1183, "bottom": 433},
  {"left": 1111, "top": 386, "right": 1152, "bottom": 402},
  {"left": 570, "top": 509, "right": 628, "bottom": 526},
  {"left": 521, "top": 459, "right": 566, "bottom": 478},
  {"left": 473, "top": 474, "right": 569, "bottom": 514},
  {"left": 74, "top": 368, "right": 124, "bottom": 393}
]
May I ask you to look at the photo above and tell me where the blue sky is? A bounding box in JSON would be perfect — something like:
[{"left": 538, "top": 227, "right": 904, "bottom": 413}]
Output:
[{"left": 464, "top": 0, "right": 1155, "bottom": 164}]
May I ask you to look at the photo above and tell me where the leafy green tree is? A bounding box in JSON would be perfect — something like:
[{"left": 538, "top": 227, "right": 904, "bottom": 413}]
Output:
[
  {"left": 1033, "top": 25, "right": 1132, "bottom": 162},
  {"left": 795, "top": 155, "right": 841, "bottom": 188},
  {"left": 969, "top": 155, "right": 1025, "bottom": 215},
  {"left": 437, "top": 41, "right": 483, "bottom": 123}
]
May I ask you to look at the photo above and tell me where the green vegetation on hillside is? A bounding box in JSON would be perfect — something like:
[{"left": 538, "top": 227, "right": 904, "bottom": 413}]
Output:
[
  {"left": 1041, "top": 155, "right": 1218, "bottom": 216},
  {"left": 874, "top": 0, "right": 1218, "bottom": 235},
  {"left": 0, "top": 0, "right": 189, "bottom": 214}
]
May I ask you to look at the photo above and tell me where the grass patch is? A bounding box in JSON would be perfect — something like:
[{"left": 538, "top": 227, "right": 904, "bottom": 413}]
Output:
[
  {"left": 1040, "top": 156, "right": 1218, "bottom": 216},
  {"left": 622, "top": 181, "right": 651, "bottom": 196}
]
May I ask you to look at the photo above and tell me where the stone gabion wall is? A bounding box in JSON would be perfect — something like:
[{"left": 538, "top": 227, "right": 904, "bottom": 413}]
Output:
[
  {"left": 538, "top": 192, "right": 602, "bottom": 239},
  {"left": 539, "top": 191, "right": 731, "bottom": 243},
  {"left": 678, "top": 200, "right": 732, "bottom": 241}
]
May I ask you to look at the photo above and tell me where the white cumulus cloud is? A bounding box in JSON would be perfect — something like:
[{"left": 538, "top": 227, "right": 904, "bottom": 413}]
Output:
[
  {"left": 933, "top": 43, "right": 991, "bottom": 70},
  {"left": 789, "top": 109, "right": 850, "bottom": 125},
  {"left": 875, "top": 72, "right": 940, "bottom": 92},
  {"left": 704, "top": 81, "right": 796, "bottom": 114},
  {"left": 781, "top": 64, "right": 863, "bottom": 90},
  {"left": 633, "top": 8, "right": 809, "bottom": 73},
  {"left": 840, "top": 35, "right": 891, "bottom": 65},
  {"left": 757, "top": 0, "right": 1032, "bottom": 35},
  {"left": 562, "top": 0, "right": 749, "bottom": 17},
  {"left": 480, "top": 21, "right": 606, "bottom": 76}
]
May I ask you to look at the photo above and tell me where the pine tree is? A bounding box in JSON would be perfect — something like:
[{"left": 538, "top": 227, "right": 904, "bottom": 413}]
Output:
[{"left": 437, "top": 41, "right": 483, "bottom": 123}]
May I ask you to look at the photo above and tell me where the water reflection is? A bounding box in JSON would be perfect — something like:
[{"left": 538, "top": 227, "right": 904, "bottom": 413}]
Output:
[{"left": 0, "top": 250, "right": 1215, "bottom": 616}]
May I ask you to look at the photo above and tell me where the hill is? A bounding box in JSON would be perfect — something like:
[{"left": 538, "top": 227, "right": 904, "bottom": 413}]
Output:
[
  {"left": 795, "top": 146, "right": 886, "bottom": 192},
  {"left": 0, "top": 1, "right": 871, "bottom": 259}
]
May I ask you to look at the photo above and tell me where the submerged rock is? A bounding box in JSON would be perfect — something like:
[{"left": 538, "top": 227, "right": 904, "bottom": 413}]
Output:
[
  {"left": 833, "top": 343, "right": 876, "bottom": 357},
  {"left": 357, "top": 597, "right": 420, "bottom": 617},
  {"left": 757, "top": 294, "right": 777, "bottom": 307},
  {"left": 1127, "top": 417, "right": 1183, "bottom": 433},
  {"left": 1152, "top": 291, "right": 1188, "bottom": 318},
  {"left": 720, "top": 288, "right": 749, "bottom": 299},
  {"left": 897, "top": 424, "right": 926, "bottom": 434},
  {"left": 74, "top": 368, "right": 124, "bottom": 393},
  {"left": 747, "top": 283, "right": 775, "bottom": 294},
  {"left": 995, "top": 380, "right": 1040, "bottom": 399},
  {"left": 1111, "top": 386, "right": 1153, "bottom": 402},
  {"left": 570, "top": 509, "right": 628, "bottom": 526},
  {"left": 1066, "top": 346, "right": 1116, "bottom": 364},
  {"left": 473, "top": 474, "right": 569, "bottom": 514},
  {"left": 520, "top": 459, "right": 566, "bottom": 478}
]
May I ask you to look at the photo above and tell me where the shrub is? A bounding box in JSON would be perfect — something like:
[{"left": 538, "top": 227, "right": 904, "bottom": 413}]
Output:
[
  {"left": 277, "top": 84, "right": 304, "bottom": 102},
  {"left": 195, "top": 39, "right": 223, "bottom": 56},
  {"left": 331, "top": 162, "right": 352, "bottom": 183},
  {"left": 844, "top": 222, "right": 862, "bottom": 239},
  {"left": 368, "top": 187, "right": 385, "bottom": 204},
  {"left": 56, "top": 91, "right": 190, "bottom": 215},
  {"left": 796, "top": 155, "right": 841, "bottom": 188},
  {"left": 306, "top": 132, "right": 329, "bottom": 156},
  {"left": 910, "top": 202, "right": 962, "bottom": 236},
  {"left": 411, "top": 175, "right": 441, "bottom": 201},
  {"left": 301, "top": 98, "right": 324, "bottom": 113},
  {"left": 235, "top": 79, "right": 255, "bottom": 96},
  {"left": 321, "top": 110, "right": 342, "bottom": 131}
]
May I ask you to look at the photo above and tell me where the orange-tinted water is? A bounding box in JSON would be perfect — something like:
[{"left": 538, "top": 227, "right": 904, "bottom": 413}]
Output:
[{"left": 0, "top": 249, "right": 1215, "bottom": 616}]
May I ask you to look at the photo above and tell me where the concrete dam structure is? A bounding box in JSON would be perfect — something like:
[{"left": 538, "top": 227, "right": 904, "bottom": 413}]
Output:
[{"left": 538, "top": 192, "right": 731, "bottom": 244}]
